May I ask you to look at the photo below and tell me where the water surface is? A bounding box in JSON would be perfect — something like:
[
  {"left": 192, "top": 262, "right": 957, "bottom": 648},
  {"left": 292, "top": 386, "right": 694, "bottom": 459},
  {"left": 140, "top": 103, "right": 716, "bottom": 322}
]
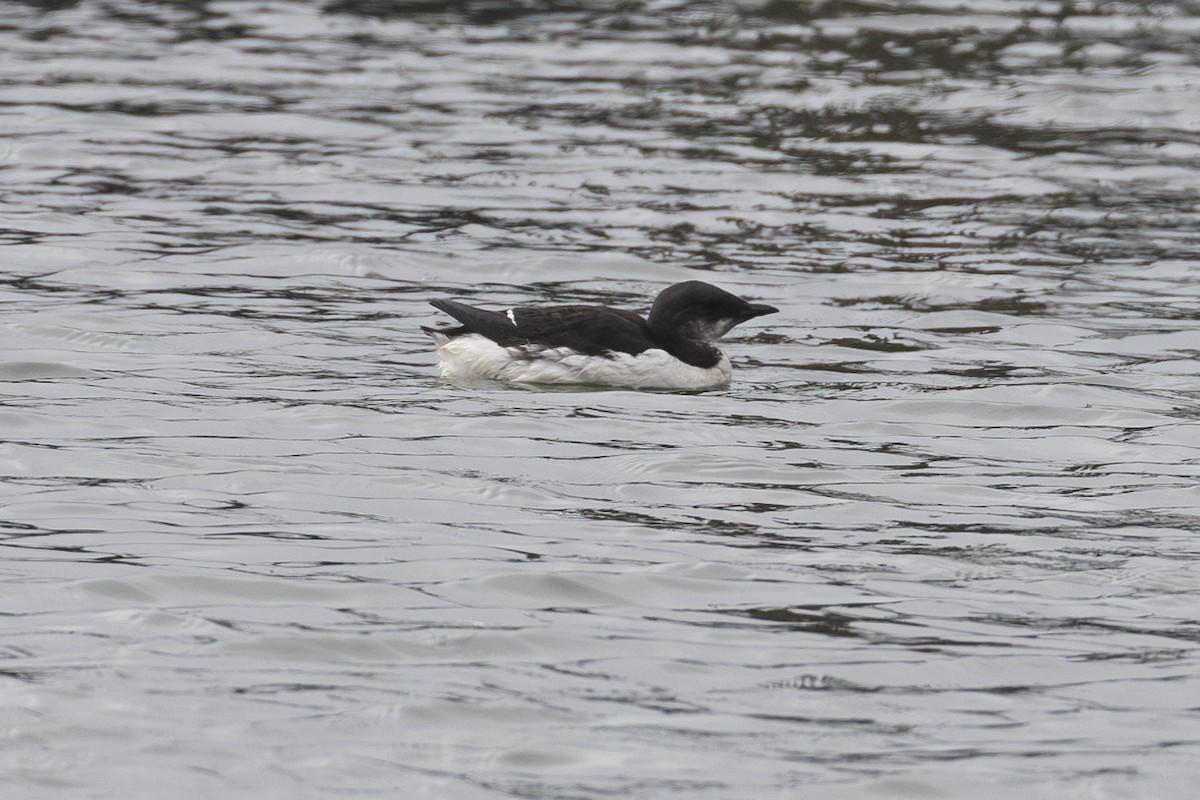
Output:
[{"left": 2, "top": 1, "right": 1199, "bottom": 797}]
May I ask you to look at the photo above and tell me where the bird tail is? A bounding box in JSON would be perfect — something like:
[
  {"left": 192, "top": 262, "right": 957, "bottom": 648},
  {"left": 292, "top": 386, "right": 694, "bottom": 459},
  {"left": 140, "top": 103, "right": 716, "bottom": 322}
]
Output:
[{"left": 421, "top": 325, "right": 454, "bottom": 347}]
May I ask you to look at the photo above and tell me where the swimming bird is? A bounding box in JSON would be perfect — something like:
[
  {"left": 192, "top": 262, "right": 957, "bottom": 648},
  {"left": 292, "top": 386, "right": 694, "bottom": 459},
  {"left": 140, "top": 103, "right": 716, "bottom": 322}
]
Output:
[{"left": 422, "top": 280, "right": 778, "bottom": 389}]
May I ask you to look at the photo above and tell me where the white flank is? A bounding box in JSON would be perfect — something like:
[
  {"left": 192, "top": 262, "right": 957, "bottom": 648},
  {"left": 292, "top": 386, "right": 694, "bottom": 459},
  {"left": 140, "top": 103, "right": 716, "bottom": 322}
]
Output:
[{"left": 429, "top": 333, "right": 731, "bottom": 390}]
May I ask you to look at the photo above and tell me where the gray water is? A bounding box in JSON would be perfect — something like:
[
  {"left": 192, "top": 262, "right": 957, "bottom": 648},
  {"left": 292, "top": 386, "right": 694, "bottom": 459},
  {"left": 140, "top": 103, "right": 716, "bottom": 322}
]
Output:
[{"left": 2, "top": 1, "right": 1199, "bottom": 797}]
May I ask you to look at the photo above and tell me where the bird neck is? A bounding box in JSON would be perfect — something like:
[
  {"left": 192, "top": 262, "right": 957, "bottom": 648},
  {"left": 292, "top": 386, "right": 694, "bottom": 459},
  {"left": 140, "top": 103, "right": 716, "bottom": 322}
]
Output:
[{"left": 651, "top": 329, "right": 723, "bottom": 368}]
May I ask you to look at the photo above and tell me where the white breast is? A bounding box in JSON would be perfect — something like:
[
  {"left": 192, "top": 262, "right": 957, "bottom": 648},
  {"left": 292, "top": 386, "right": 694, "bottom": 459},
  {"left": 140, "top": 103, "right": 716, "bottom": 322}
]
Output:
[{"left": 430, "top": 333, "right": 731, "bottom": 390}]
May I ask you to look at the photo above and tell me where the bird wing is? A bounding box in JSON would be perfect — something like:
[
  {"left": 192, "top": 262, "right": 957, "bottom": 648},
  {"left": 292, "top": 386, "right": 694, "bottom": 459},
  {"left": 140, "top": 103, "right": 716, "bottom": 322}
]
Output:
[
  {"left": 429, "top": 299, "right": 524, "bottom": 344},
  {"left": 430, "top": 299, "right": 656, "bottom": 356},
  {"left": 509, "top": 306, "right": 655, "bottom": 356}
]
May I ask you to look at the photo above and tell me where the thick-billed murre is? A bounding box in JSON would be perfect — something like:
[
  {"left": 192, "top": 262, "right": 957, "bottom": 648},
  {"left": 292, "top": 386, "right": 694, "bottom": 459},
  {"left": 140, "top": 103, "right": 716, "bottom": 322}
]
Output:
[{"left": 422, "top": 281, "right": 778, "bottom": 389}]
